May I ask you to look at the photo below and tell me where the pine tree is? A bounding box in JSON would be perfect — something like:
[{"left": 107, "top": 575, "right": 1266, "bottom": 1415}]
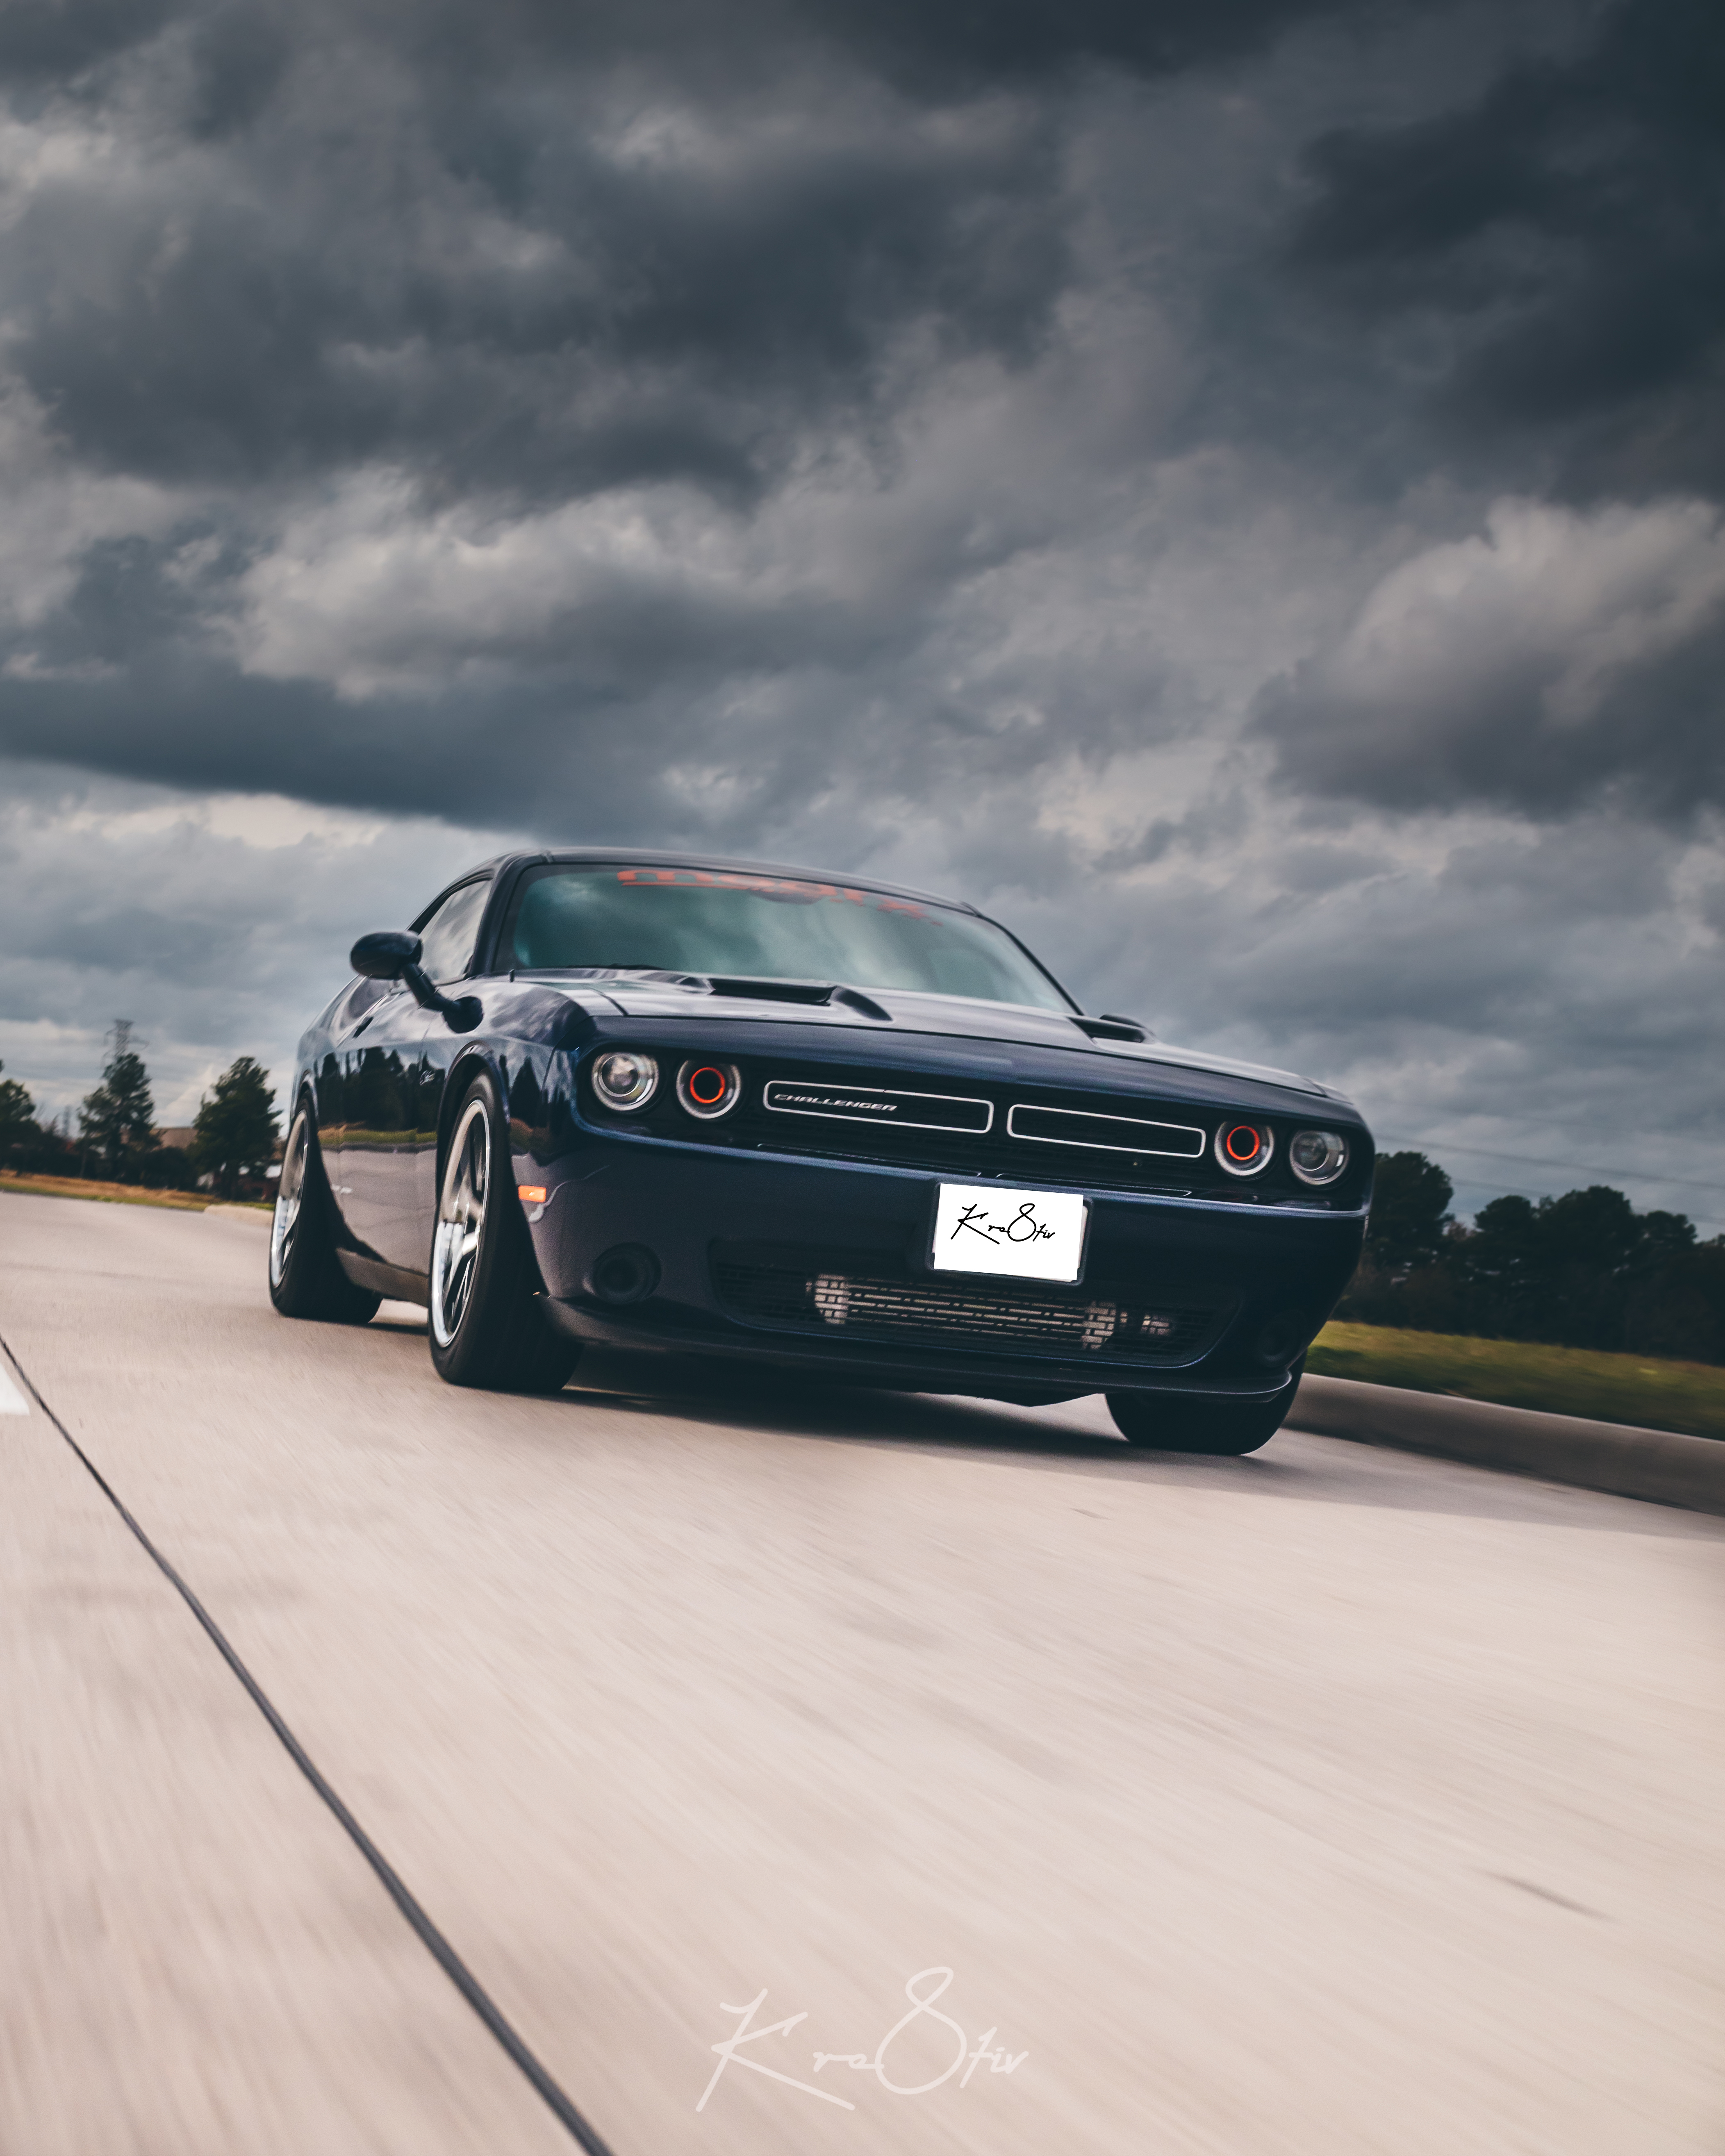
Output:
[
  {"left": 78, "top": 1043, "right": 157, "bottom": 1178},
  {"left": 0, "top": 1060, "right": 36, "bottom": 1163},
  {"left": 1363, "top": 1151, "right": 1454, "bottom": 1275},
  {"left": 191, "top": 1057, "right": 280, "bottom": 1198}
]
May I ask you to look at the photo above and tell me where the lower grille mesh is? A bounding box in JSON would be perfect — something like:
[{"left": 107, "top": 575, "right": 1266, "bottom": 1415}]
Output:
[{"left": 712, "top": 1258, "right": 1216, "bottom": 1361}]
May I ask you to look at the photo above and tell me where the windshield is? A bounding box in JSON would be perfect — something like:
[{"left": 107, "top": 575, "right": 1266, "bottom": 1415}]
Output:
[{"left": 503, "top": 865, "right": 1073, "bottom": 1012}]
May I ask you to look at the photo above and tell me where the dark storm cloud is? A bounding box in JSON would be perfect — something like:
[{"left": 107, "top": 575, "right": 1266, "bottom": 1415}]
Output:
[
  {"left": 0, "top": 0, "right": 182, "bottom": 80},
  {"left": 0, "top": 537, "right": 1170, "bottom": 840},
  {"left": 1261, "top": 602, "right": 1725, "bottom": 820},
  {"left": 375, "top": 0, "right": 1384, "bottom": 103},
  {"left": 1251, "top": 0, "right": 1725, "bottom": 826},
  {"left": 2, "top": 0, "right": 1642, "bottom": 844},
  {"left": 8, "top": 0, "right": 1375, "bottom": 507},
  {"left": 1287, "top": 0, "right": 1725, "bottom": 500},
  {"left": 13, "top": 91, "right": 1068, "bottom": 499},
  {"left": 1256, "top": 495, "right": 1725, "bottom": 821}
]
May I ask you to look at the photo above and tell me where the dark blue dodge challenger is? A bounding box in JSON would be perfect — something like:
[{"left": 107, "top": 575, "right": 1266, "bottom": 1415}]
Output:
[{"left": 269, "top": 852, "right": 1372, "bottom": 1454}]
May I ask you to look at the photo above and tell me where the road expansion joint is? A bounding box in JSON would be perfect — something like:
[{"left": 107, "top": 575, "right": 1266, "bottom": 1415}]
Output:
[{"left": 0, "top": 1324, "right": 619, "bottom": 2156}]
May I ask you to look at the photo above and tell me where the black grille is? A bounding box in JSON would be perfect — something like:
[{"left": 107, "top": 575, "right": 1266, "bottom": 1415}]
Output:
[
  {"left": 762, "top": 1078, "right": 992, "bottom": 1134},
  {"left": 1006, "top": 1101, "right": 1206, "bottom": 1158},
  {"left": 711, "top": 1255, "right": 1218, "bottom": 1363}
]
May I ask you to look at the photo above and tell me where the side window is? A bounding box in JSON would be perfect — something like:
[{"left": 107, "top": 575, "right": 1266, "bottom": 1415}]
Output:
[{"left": 415, "top": 879, "right": 491, "bottom": 984}]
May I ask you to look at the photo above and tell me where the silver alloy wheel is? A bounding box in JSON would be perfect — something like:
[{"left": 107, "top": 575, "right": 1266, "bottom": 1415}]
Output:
[
  {"left": 431, "top": 1097, "right": 490, "bottom": 1348},
  {"left": 270, "top": 1111, "right": 310, "bottom": 1289}
]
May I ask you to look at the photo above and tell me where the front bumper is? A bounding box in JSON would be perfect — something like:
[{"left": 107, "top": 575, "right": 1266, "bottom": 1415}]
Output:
[{"left": 517, "top": 1121, "right": 1364, "bottom": 1400}]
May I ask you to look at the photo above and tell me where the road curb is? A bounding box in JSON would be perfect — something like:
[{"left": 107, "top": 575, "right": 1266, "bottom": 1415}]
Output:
[{"left": 1291, "top": 1373, "right": 1725, "bottom": 1517}]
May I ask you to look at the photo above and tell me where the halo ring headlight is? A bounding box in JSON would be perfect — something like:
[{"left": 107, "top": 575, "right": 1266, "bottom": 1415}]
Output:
[
  {"left": 1215, "top": 1120, "right": 1273, "bottom": 1177},
  {"left": 1289, "top": 1129, "right": 1349, "bottom": 1186},
  {"left": 592, "top": 1049, "right": 659, "bottom": 1112},
  {"left": 677, "top": 1060, "right": 742, "bottom": 1120}
]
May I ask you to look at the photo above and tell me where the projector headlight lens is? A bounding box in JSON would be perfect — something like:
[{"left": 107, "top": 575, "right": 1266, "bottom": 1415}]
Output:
[
  {"left": 1215, "top": 1120, "right": 1274, "bottom": 1177},
  {"left": 1289, "top": 1129, "right": 1349, "bottom": 1186},
  {"left": 592, "top": 1050, "right": 659, "bottom": 1112},
  {"left": 676, "top": 1060, "right": 742, "bottom": 1119}
]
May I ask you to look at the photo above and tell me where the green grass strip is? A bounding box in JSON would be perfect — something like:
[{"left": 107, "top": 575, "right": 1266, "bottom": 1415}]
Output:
[
  {"left": 0, "top": 1171, "right": 213, "bottom": 1212},
  {"left": 1310, "top": 1321, "right": 1725, "bottom": 1442}
]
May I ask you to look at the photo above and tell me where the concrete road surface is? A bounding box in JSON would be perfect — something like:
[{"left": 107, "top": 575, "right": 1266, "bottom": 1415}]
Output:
[{"left": 2, "top": 1187, "right": 1722, "bottom": 2155}]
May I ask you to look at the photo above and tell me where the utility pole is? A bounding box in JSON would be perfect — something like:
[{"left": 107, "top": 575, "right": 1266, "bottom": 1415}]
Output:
[{"left": 84, "top": 1021, "right": 146, "bottom": 1180}]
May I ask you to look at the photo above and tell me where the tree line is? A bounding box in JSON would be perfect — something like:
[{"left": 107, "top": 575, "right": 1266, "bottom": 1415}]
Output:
[
  {"left": 0, "top": 1037, "right": 280, "bottom": 1200},
  {"left": 1341, "top": 1151, "right": 1725, "bottom": 1366}
]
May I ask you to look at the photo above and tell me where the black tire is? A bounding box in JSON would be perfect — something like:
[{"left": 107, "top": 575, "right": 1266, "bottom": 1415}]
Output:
[
  {"left": 1106, "top": 1363, "right": 1302, "bottom": 1456},
  {"left": 428, "top": 1072, "right": 582, "bottom": 1394},
  {"left": 269, "top": 1103, "right": 383, "bottom": 1324}
]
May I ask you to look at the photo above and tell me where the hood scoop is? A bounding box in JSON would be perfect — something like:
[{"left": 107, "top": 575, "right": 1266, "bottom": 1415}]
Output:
[
  {"left": 708, "top": 976, "right": 893, "bottom": 1021},
  {"left": 593, "top": 969, "right": 894, "bottom": 1022}
]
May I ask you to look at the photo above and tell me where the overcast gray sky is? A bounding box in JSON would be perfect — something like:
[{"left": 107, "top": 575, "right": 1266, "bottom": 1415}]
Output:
[{"left": 2, "top": 0, "right": 1721, "bottom": 1227}]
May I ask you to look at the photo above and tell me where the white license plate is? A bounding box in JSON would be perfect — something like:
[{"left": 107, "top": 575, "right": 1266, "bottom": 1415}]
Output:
[{"left": 930, "top": 1182, "right": 1089, "bottom": 1283}]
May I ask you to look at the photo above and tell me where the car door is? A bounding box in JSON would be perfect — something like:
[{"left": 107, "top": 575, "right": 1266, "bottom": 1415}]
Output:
[
  {"left": 316, "top": 975, "right": 388, "bottom": 1239},
  {"left": 399, "top": 875, "right": 496, "bottom": 1266},
  {"left": 336, "top": 984, "right": 430, "bottom": 1270}
]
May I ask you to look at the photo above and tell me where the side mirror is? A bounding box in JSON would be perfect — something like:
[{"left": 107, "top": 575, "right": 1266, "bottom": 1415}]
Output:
[
  {"left": 348, "top": 929, "right": 481, "bottom": 1033},
  {"left": 350, "top": 930, "right": 422, "bottom": 979}
]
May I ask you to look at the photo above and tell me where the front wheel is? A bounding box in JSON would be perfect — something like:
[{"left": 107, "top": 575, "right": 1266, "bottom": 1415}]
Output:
[
  {"left": 1107, "top": 1364, "right": 1302, "bottom": 1456},
  {"left": 429, "top": 1074, "right": 582, "bottom": 1394},
  {"left": 269, "top": 1105, "right": 382, "bottom": 1324}
]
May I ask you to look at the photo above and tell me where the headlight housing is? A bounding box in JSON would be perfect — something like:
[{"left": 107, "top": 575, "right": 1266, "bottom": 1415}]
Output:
[
  {"left": 677, "top": 1060, "right": 742, "bottom": 1120},
  {"left": 592, "top": 1049, "right": 659, "bottom": 1112},
  {"left": 1215, "top": 1119, "right": 1273, "bottom": 1177},
  {"left": 1288, "top": 1129, "right": 1350, "bottom": 1186}
]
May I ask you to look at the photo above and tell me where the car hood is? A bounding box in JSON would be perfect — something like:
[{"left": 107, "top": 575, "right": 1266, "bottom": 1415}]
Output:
[{"left": 582, "top": 976, "right": 1340, "bottom": 1102}]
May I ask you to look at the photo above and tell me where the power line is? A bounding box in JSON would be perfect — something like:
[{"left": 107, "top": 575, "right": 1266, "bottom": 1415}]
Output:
[
  {"left": 1444, "top": 1181, "right": 1723, "bottom": 1230},
  {"left": 1377, "top": 1135, "right": 1725, "bottom": 1199}
]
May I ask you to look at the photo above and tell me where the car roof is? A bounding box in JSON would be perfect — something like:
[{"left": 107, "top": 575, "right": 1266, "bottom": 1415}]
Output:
[{"left": 461, "top": 848, "right": 981, "bottom": 915}]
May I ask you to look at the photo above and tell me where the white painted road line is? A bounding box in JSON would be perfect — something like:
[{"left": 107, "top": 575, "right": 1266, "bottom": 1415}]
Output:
[{"left": 0, "top": 1366, "right": 28, "bottom": 1414}]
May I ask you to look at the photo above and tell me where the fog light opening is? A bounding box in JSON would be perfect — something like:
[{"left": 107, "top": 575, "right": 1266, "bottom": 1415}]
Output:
[
  {"left": 1252, "top": 1310, "right": 1308, "bottom": 1367},
  {"left": 589, "top": 1244, "right": 661, "bottom": 1306}
]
